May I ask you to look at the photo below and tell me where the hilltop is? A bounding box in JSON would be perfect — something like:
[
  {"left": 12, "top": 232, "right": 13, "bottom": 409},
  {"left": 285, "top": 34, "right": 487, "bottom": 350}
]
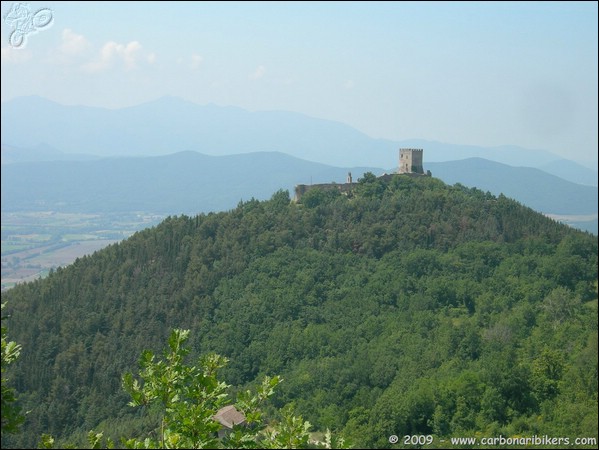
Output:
[{"left": 2, "top": 175, "right": 597, "bottom": 448}]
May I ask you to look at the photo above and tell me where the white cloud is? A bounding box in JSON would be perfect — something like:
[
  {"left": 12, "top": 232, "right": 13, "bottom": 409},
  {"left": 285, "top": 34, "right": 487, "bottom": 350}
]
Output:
[
  {"left": 83, "top": 40, "right": 143, "bottom": 73},
  {"left": 1, "top": 45, "right": 31, "bottom": 63},
  {"left": 343, "top": 79, "right": 355, "bottom": 89},
  {"left": 121, "top": 41, "right": 142, "bottom": 70},
  {"left": 249, "top": 65, "right": 266, "bottom": 80},
  {"left": 60, "top": 29, "right": 89, "bottom": 56},
  {"left": 190, "top": 53, "right": 203, "bottom": 69},
  {"left": 147, "top": 52, "right": 156, "bottom": 64},
  {"left": 44, "top": 29, "right": 89, "bottom": 66}
]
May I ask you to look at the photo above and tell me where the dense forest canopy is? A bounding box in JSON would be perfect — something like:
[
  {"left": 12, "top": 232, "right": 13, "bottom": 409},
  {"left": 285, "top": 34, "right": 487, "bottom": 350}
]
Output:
[{"left": 2, "top": 174, "right": 597, "bottom": 448}]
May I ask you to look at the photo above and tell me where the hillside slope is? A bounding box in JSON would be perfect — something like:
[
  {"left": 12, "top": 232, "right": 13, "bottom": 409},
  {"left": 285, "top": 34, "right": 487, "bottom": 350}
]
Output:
[{"left": 2, "top": 175, "right": 597, "bottom": 448}]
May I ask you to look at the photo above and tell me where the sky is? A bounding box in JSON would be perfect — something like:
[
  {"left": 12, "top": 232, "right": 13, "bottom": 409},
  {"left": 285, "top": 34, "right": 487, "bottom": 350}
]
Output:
[{"left": 1, "top": 1, "right": 597, "bottom": 165}]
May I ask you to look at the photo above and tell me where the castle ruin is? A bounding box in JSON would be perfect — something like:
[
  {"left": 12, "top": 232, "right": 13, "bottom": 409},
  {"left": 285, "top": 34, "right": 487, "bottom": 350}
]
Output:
[
  {"left": 398, "top": 148, "right": 424, "bottom": 174},
  {"left": 294, "top": 148, "right": 430, "bottom": 202}
]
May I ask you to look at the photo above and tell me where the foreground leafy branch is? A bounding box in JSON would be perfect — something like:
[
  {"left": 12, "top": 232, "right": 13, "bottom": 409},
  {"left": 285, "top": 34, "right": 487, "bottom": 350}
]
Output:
[{"left": 118, "top": 329, "right": 348, "bottom": 449}]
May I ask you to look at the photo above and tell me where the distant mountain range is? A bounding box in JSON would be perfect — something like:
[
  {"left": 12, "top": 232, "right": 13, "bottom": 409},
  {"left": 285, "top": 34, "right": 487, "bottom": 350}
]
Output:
[
  {"left": 426, "top": 158, "right": 597, "bottom": 215},
  {"left": 0, "top": 143, "right": 98, "bottom": 164},
  {"left": 0, "top": 151, "right": 378, "bottom": 214},
  {"left": 1, "top": 96, "right": 596, "bottom": 233},
  {"left": 2, "top": 151, "right": 596, "bottom": 230},
  {"left": 2, "top": 96, "right": 596, "bottom": 186},
  {"left": 1, "top": 95, "right": 395, "bottom": 168}
]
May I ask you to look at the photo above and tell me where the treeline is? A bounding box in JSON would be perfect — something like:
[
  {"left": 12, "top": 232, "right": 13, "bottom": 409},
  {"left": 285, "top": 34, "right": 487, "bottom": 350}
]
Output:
[{"left": 2, "top": 174, "right": 597, "bottom": 448}]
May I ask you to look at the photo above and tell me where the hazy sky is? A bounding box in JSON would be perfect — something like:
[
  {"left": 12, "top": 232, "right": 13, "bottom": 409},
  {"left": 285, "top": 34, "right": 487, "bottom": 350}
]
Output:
[{"left": 1, "top": 1, "right": 597, "bottom": 164}]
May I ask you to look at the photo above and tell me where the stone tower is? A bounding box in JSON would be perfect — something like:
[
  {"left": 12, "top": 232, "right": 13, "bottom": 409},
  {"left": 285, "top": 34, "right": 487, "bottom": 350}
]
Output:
[{"left": 398, "top": 148, "right": 424, "bottom": 174}]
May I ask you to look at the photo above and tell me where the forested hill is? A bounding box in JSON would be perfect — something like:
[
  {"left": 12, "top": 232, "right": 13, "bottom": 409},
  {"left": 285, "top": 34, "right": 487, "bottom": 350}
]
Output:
[{"left": 3, "top": 175, "right": 598, "bottom": 448}]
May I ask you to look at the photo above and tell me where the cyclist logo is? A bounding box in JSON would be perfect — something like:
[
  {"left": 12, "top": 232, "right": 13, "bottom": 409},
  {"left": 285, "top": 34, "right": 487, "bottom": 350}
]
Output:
[{"left": 4, "top": 2, "right": 53, "bottom": 48}]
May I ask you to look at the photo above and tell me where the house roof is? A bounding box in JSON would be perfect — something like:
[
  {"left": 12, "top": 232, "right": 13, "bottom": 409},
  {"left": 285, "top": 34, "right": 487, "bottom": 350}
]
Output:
[{"left": 213, "top": 405, "right": 246, "bottom": 429}]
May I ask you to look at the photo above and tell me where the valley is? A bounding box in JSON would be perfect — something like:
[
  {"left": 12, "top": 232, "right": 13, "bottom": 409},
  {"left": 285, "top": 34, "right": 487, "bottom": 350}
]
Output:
[{"left": 1, "top": 211, "right": 163, "bottom": 290}]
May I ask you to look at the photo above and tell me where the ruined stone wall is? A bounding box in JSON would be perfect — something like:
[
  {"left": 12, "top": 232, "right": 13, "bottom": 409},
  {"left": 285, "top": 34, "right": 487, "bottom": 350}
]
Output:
[{"left": 294, "top": 182, "right": 356, "bottom": 202}]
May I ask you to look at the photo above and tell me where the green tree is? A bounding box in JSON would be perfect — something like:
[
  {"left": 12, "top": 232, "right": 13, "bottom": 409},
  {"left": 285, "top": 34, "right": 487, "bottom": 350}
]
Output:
[
  {"left": 356, "top": 172, "right": 385, "bottom": 198},
  {"left": 531, "top": 348, "right": 565, "bottom": 403},
  {"left": 541, "top": 287, "right": 582, "bottom": 329},
  {"left": 1, "top": 303, "right": 24, "bottom": 435},
  {"left": 300, "top": 188, "right": 340, "bottom": 208}
]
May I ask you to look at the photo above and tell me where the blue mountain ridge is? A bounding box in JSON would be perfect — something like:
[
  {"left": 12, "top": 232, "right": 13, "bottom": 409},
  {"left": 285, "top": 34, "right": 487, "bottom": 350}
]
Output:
[{"left": 2, "top": 95, "right": 596, "bottom": 187}]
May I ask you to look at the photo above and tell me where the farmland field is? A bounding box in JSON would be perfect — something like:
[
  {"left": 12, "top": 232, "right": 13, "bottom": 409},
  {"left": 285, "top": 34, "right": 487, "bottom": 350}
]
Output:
[{"left": 1, "top": 211, "right": 164, "bottom": 290}]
